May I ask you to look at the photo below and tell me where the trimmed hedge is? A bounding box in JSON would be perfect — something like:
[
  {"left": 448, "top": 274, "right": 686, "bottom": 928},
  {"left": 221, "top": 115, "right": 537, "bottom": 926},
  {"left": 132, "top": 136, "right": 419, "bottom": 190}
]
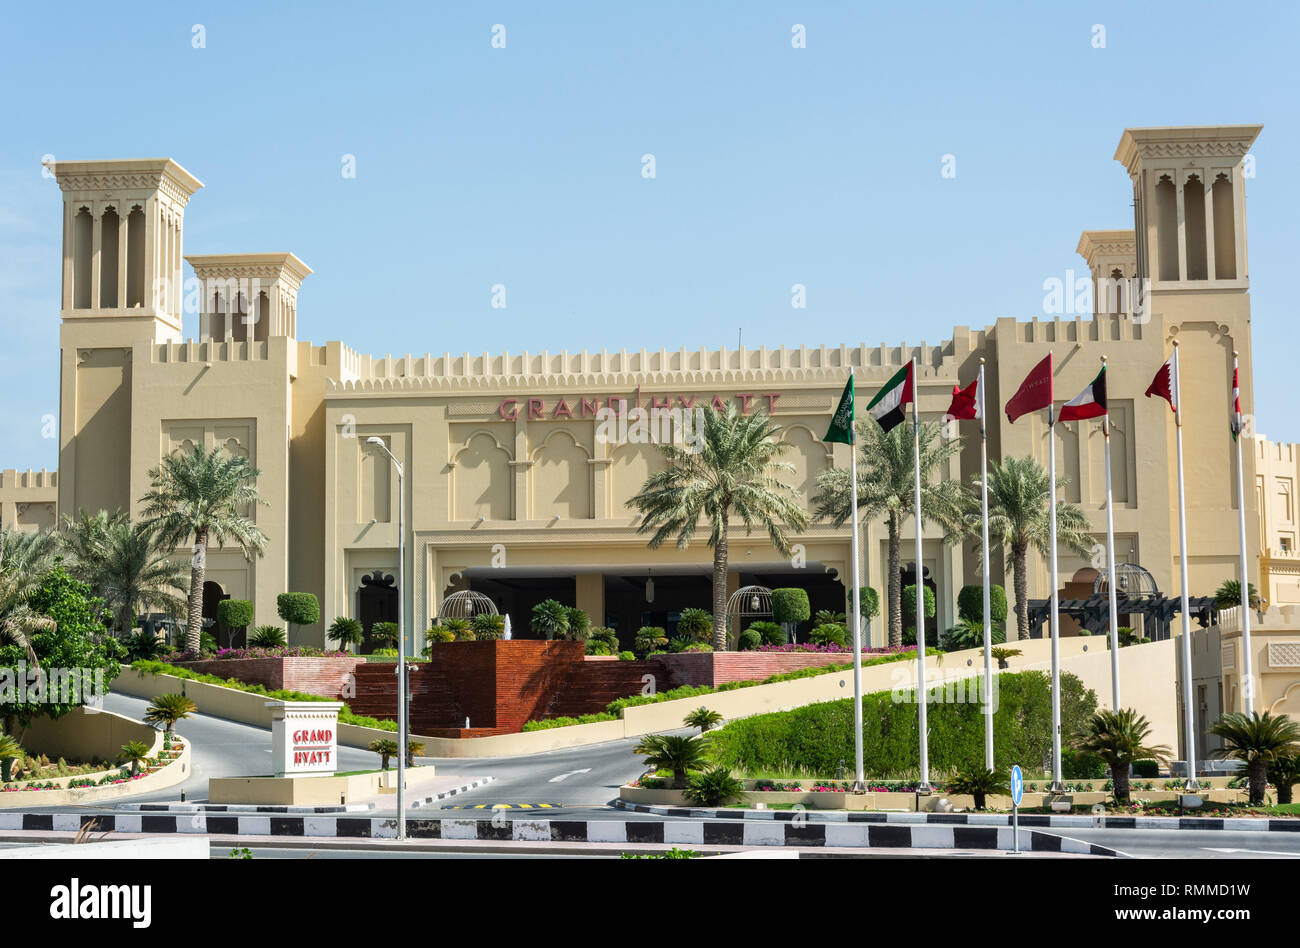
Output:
[
  {"left": 277, "top": 592, "right": 320, "bottom": 626},
  {"left": 708, "top": 670, "right": 1097, "bottom": 777},
  {"left": 129, "top": 660, "right": 397, "bottom": 731},
  {"left": 216, "top": 599, "right": 254, "bottom": 629},
  {"left": 957, "top": 584, "right": 1008, "bottom": 627},
  {"left": 771, "top": 588, "right": 811, "bottom": 625},
  {"left": 852, "top": 587, "right": 880, "bottom": 621}
]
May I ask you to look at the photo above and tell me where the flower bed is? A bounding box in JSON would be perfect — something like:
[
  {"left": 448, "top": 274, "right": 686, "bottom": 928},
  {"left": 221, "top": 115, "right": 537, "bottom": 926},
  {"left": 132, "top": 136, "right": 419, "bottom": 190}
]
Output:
[
  {"left": 2, "top": 738, "right": 185, "bottom": 793},
  {"left": 164, "top": 646, "right": 348, "bottom": 662},
  {"left": 756, "top": 644, "right": 915, "bottom": 655}
]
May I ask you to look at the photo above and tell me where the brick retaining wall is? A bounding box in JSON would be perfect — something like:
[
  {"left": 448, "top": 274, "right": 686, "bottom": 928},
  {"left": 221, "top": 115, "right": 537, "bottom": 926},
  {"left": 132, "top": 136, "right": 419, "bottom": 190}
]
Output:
[{"left": 172, "top": 657, "right": 366, "bottom": 700}]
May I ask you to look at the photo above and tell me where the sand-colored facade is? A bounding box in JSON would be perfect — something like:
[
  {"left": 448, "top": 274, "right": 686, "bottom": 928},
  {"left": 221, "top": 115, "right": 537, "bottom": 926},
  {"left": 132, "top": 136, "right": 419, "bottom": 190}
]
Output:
[{"left": 4, "top": 125, "right": 1290, "bottom": 660}]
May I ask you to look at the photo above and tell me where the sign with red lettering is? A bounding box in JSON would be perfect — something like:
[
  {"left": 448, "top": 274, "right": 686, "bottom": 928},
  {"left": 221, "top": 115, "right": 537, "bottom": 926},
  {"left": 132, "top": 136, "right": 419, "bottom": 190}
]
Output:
[{"left": 266, "top": 701, "right": 343, "bottom": 777}]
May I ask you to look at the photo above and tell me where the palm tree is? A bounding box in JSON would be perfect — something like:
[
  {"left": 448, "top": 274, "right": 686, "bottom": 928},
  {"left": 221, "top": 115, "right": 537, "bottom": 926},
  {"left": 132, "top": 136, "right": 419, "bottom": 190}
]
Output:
[
  {"left": 326, "top": 616, "right": 365, "bottom": 653},
  {"left": 369, "top": 738, "right": 400, "bottom": 770},
  {"left": 684, "top": 707, "right": 723, "bottom": 733},
  {"left": 0, "top": 732, "right": 24, "bottom": 782},
  {"left": 59, "top": 509, "right": 128, "bottom": 589},
  {"left": 1210, "top": 711, "right": 1300, "bottom": 805},
  {"left": 1267, "top": 753, "right": 1300, "bottom": 806},
  {"left": 634, "top": 733, "right": 709, "bottom": 790},
  {"left": 813, "top": 419, "right": 965, "bottom": 647},
  {"left": 529, "top": 600, "right": 568, "bottom": 640},
  {"left": 406, "top": 739, "right": 425, "bottom": 767},
  {"left": 139, "top": 444, "right": 268, "bottom": 653},
  {"left": 946, "top": 767, "right": 1010, "bottom": 810},
  {"left": 971, "top": 456, "right": 1093, "bottom": 641},
  {"left": 85, "top": 520, "right": 187, "bottom": 636},
  {"left": 0, "top": 528, "right": 59, "bottom": 667},
  {"left": 630, "top": 403, "right": 809, "bottom": 650},
  {"left": 1073, "top": 708, "right": 1171, "bottom": 804},
  {"left": 144, "top": 693, "right": 197, "bottom": 734},
  {"left": 119, "top": 740, "right": 152, "bottom": 777},
  {"left": 1213, "top": 579, "right": 1261, "bottom": 611}
]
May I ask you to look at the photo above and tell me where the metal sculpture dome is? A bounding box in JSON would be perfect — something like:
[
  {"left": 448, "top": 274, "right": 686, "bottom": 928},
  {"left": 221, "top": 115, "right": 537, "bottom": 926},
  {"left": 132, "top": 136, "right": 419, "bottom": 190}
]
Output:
[
  {"left": 1093, "top": 563, "right": 1159, "bottom": 599},
  {"left": 726, "top": 585, "right": 773, "bottom": 620},
  {"left": 438, "top": 590, "right": 499, "bottom": 620}
]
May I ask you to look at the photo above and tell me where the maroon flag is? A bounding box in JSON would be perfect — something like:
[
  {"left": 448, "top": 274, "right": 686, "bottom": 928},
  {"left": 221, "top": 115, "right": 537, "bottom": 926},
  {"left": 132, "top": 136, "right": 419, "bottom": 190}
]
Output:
[
  {"left": 943, "top": 377, "right": 981, "bottom": 423},
  {"left": 1005, "top": 353, "right": 1053, "bottom": 424},
  {"left": 1145, "top": 353, "right": 1178, "bottom": 413}
]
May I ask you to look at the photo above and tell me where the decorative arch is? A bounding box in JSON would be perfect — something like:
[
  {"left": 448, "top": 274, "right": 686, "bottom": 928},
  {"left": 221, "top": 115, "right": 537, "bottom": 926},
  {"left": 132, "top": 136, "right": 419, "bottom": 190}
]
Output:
[
  {"left": 453, "top": 431, "right": 512, "bottom": 521},
  {"left": 780, "top": 423, "right": 829, "bottom": 510},
  {"left": 532, "top": 429, "right": 591, "bottom": 519},
  {"left": 611, "top": 441, "right": 667, "bottom": 514}
]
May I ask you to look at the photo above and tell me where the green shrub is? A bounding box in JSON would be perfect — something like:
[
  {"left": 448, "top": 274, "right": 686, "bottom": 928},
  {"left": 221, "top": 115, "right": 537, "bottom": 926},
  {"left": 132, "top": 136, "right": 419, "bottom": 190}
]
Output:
[
  {"left": 1062, "top": 748, "right": 1108, "bottom": 779},
  {"left": 587, "top": 627, "right": 620, "bottom": 655},
  {"left": 471, "top": 613, "right": 506, "bottom": 640},
  {"left": 372, "top": 647, "right": 399, "bottom": 657},
  {"left": 708, "top": 670, "right": 1097, "bottom": 777},
  {"left": 326, "top": 616, "right": 364, "bottom": 652},
  {"left": 685, "top": 766, "right": 744, "bottom": 807},
  {"left": 813, "top": 609, "right": 847, "bottom": 627},
  {"left": 217, "top": 599, "right": 254, "bottom": 631},
  {"left": 530, "top": 599, "right": 569, "bottom": 640},
  {"left": 675, "top": 608, "right": 713, "bottom": 643},
  {"left": 1132, "top": 759, "right": 1160, "bottom": 778},
  {"left": 425, "top": 627, "right": 455, "bottom": 645},
  {"left": 771, "top": 588, "right": 810, "bottom": 626},
  {"left": 809, "top": 623, "right": 848, "bottom": 648},
  {"left": 852, "top": 587, "right": 880, "bottom": 621},
  {"left": 618, "top": 650, "right": 636, "bottom": 661},
  {"left": 371, "top": 622, "right": 400, "bottom": 648},
  {"left": 737, "top": 628, "right": 761, "bottom": 651},
  {"left": 564, "top": 607, "right": 591, "bottom": 641},
  {"left": 521, "top": 713, "right": 618, "bottom": 731},
  {"left": 442, "top": 618, "right": 474, "bottom": 642},
  {"left": 634, "top": 626, "right": 668, "bottom": 655},
  {"left": 901, "top": 585, "right": 936, "bottom": 636},
  {"left": 746, "top": 620, "right": 784, "bottom": 647},
  {"left": 248, "top": 625, "right": 287, "bottom": 648},
  {"left": 957, "top": 584, "right": 1007, "bottom": 627},
  {"left": 941, "top": 617, "right": 1006, "bottom": 651},
  {"left": 276, "top": 592, "right": 320, "bottom": 628}
]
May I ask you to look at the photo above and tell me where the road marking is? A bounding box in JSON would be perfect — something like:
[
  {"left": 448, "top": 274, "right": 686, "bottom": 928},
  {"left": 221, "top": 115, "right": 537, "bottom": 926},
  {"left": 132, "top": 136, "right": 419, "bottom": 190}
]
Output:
[
  {"left": 447, "top": 803, "right": 560, "bottom": 810},
  {"left": 1205, "top": 847, "right": 1300, "bottom": 857},
  {"left": 548, "top": 769, "right": 592, "bottom": 783}
]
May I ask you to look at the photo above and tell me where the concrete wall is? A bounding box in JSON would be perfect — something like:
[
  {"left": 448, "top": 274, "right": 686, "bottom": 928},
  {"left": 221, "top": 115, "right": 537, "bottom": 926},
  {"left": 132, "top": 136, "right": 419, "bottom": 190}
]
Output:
[{"left": 19, "top": 706, "right": 156, "bottom": 763}]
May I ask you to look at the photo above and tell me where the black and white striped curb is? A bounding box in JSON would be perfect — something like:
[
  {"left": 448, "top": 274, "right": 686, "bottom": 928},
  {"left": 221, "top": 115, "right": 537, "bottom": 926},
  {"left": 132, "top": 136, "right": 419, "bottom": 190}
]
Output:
[
  {"left": 112, "top": 776, "right": 494, "bottom": 814},
  {"left": 614, "top": 800, "right": 1300, "bottom": 833},
  {"left": 0, "top": 812, "right": 1118, "bottom": 854},
  {"left": 410, "top": 776, "right": 495, "bottom": 807},
  {"left": 118, "top": 802, "right": 374, "bottom": 814}
]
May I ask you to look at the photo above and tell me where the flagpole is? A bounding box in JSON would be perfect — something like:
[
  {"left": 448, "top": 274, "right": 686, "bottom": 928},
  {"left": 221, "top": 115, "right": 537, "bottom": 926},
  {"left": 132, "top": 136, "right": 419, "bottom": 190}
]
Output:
[
  {"left": 1102, "top": 356, "right": 1121, "bottom": 710},
  {"left": 912, "top": 357, "right": 930, "bottom": 791},
  {"left": 978, "top": 360, "right": 993, "bottom": 771},
  {"left": 1047, "top": 352, "right": 1064, "bottom": 793},
  {"left": 848, "top": 368, "right": 865, "bottom": 789},
  {"left": 1172, "top": 341, "right": 1199, "bottom": 790},
  {"left": 1233, "top": 350, "right": 1255, "bottom": 713}
]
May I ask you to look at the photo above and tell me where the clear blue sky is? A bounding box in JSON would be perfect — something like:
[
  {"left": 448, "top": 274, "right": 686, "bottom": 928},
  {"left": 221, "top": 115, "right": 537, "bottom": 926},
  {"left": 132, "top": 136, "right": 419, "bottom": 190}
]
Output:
[{"left": 2, "top": 1, "right": 1297, "bottom": 470}]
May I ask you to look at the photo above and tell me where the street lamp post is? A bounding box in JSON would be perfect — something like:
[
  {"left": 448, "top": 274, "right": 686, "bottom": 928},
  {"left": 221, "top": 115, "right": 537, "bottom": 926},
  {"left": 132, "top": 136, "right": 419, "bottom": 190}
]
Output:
[{"left": 367, "top": 437, "right": 406, "bottom": 839}]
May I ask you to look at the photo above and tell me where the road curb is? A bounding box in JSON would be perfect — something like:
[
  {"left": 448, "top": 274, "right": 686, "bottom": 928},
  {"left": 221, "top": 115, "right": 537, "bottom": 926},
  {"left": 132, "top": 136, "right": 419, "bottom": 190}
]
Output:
[
  {"left": 112, "top": 776, "right": 496, "bottom": 814},
  {"left": 612, "top": 799, "right": 1300, "bottom": 833},
  {"left": 0, "top": 811, "right": 1119, "bottom": 854}
]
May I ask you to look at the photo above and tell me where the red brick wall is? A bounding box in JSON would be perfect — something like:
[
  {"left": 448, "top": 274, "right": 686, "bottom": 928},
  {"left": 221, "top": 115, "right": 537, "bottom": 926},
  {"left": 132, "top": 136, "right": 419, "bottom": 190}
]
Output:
[
  {"left": 655, "top": 651, "right": 850, "bottom": 688},
  {"left": 173, "top": 657, "right": 366, "bottom": 699}
]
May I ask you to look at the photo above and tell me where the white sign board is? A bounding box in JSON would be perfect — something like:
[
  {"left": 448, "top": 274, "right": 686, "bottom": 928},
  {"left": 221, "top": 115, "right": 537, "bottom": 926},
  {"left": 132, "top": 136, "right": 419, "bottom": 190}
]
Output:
[{"left": 266, "top": 701, "right": 343, "bottom": 778}]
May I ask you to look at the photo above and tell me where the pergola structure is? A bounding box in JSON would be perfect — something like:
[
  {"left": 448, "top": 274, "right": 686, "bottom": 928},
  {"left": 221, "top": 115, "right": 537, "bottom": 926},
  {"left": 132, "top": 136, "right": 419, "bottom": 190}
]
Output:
[{"left": 1024, "top": 564, "right": 1218, "bottom": 641}]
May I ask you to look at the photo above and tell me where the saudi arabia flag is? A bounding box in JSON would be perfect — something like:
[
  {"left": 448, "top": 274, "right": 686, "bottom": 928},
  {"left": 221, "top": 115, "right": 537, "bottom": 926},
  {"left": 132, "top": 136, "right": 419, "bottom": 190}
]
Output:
[{"left": 866, "top": 363, "right": 914, "bottom": 433}]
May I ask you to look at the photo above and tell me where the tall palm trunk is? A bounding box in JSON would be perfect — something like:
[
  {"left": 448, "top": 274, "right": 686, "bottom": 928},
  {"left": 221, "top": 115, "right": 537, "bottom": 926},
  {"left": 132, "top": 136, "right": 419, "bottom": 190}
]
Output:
[
  {"left": 185, "top": 527, "right": 208, "bottom": 653},
  {"left": 1249, "top": 759, "right": 1267, "bottom": 805},
  {"left": 712, "top": 522, "right": 729, "bottom": 651},
  {"left": 1112, "top": 763, "right": 1131, "bottom": 804},
  {"left": 886, "top": 513, "right": 902, "bottom": 648},
  {"left": 1012, "top": 539, "right": 1029, "bottom": 642}
]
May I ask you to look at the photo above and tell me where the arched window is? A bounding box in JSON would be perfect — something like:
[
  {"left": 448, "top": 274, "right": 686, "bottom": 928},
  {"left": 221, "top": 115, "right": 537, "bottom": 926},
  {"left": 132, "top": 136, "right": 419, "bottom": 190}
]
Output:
[
  {"left": 1154, "top": 176, "right": 1178, "bottom": 282},
  {"left": 100, "top": 208, "right": 120, "bottom": 307},
  {"left": 73, "top": 207, "right": 93, "bottom": 309}
]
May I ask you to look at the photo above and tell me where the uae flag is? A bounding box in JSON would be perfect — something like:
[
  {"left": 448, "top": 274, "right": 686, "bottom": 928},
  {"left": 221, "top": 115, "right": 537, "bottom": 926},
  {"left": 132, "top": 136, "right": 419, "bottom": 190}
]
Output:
[
  {"left": 1230, "top": 365, "right": 1243, "bottom": 440},
  {"left": 943, "top": 376, "right": 981, "bottom": 423},
  {"left": 866, "top": 362, "right": 914, "bottom": 433},
  {"left": 1059, "top": 366, "right": 1107, "bottom": 422},
  {"left": 1005, "top": 353, "right": 1053, "bottom": 424},
  {"left": 1145, "top": 352, "right": 1178, "bottom": 413}
]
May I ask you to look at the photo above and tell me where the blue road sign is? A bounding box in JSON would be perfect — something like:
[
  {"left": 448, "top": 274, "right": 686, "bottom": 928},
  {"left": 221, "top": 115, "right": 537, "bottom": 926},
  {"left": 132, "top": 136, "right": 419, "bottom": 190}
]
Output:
[{"left": 1010, "top": 765, "right": 1023, "bottom": 806}]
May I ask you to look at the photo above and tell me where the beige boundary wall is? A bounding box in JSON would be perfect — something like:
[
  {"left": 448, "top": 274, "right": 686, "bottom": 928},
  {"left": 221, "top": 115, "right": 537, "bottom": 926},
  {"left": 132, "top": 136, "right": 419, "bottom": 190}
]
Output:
[
  {"left": 0, "top": 707, "right": 190, "bottom": 807},
  {"left": 209, "top": 766, "right": 445, "bottom": 806},
  {"left": 111, "top": 638, "right": 1170, "bottom": 759}
]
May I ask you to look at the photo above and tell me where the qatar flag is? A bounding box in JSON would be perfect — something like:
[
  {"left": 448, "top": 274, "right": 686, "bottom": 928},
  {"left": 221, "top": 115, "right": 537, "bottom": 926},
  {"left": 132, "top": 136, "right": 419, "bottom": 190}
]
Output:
[{"left": 1145, "top": 352, "right": 1178, "bottom": 413}]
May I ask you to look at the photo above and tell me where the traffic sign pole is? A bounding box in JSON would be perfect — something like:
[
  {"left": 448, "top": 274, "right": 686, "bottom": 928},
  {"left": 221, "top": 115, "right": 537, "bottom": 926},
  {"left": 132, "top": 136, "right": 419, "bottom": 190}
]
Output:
[{"left": 1010, "top": 764, "right": 1023, "bottom": 855}]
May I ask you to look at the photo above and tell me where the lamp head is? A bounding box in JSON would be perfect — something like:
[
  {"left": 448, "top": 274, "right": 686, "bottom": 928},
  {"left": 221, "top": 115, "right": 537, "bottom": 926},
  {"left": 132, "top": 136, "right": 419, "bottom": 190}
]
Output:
[{"left": 366, "top": 437, "right": 385, "bottom": 447}]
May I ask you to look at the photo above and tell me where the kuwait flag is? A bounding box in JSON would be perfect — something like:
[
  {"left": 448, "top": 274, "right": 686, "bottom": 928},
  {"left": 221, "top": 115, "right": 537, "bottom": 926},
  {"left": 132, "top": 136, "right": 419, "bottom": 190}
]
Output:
[
  {"left": 866, "top": 362, "right": 914, "bottom": 433},
  {"left": 944, "top": 376, "right": 981, "bottom": 423},
  {"left": 1059, "top": 366, "right": 1107, "bottom": 422}
]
